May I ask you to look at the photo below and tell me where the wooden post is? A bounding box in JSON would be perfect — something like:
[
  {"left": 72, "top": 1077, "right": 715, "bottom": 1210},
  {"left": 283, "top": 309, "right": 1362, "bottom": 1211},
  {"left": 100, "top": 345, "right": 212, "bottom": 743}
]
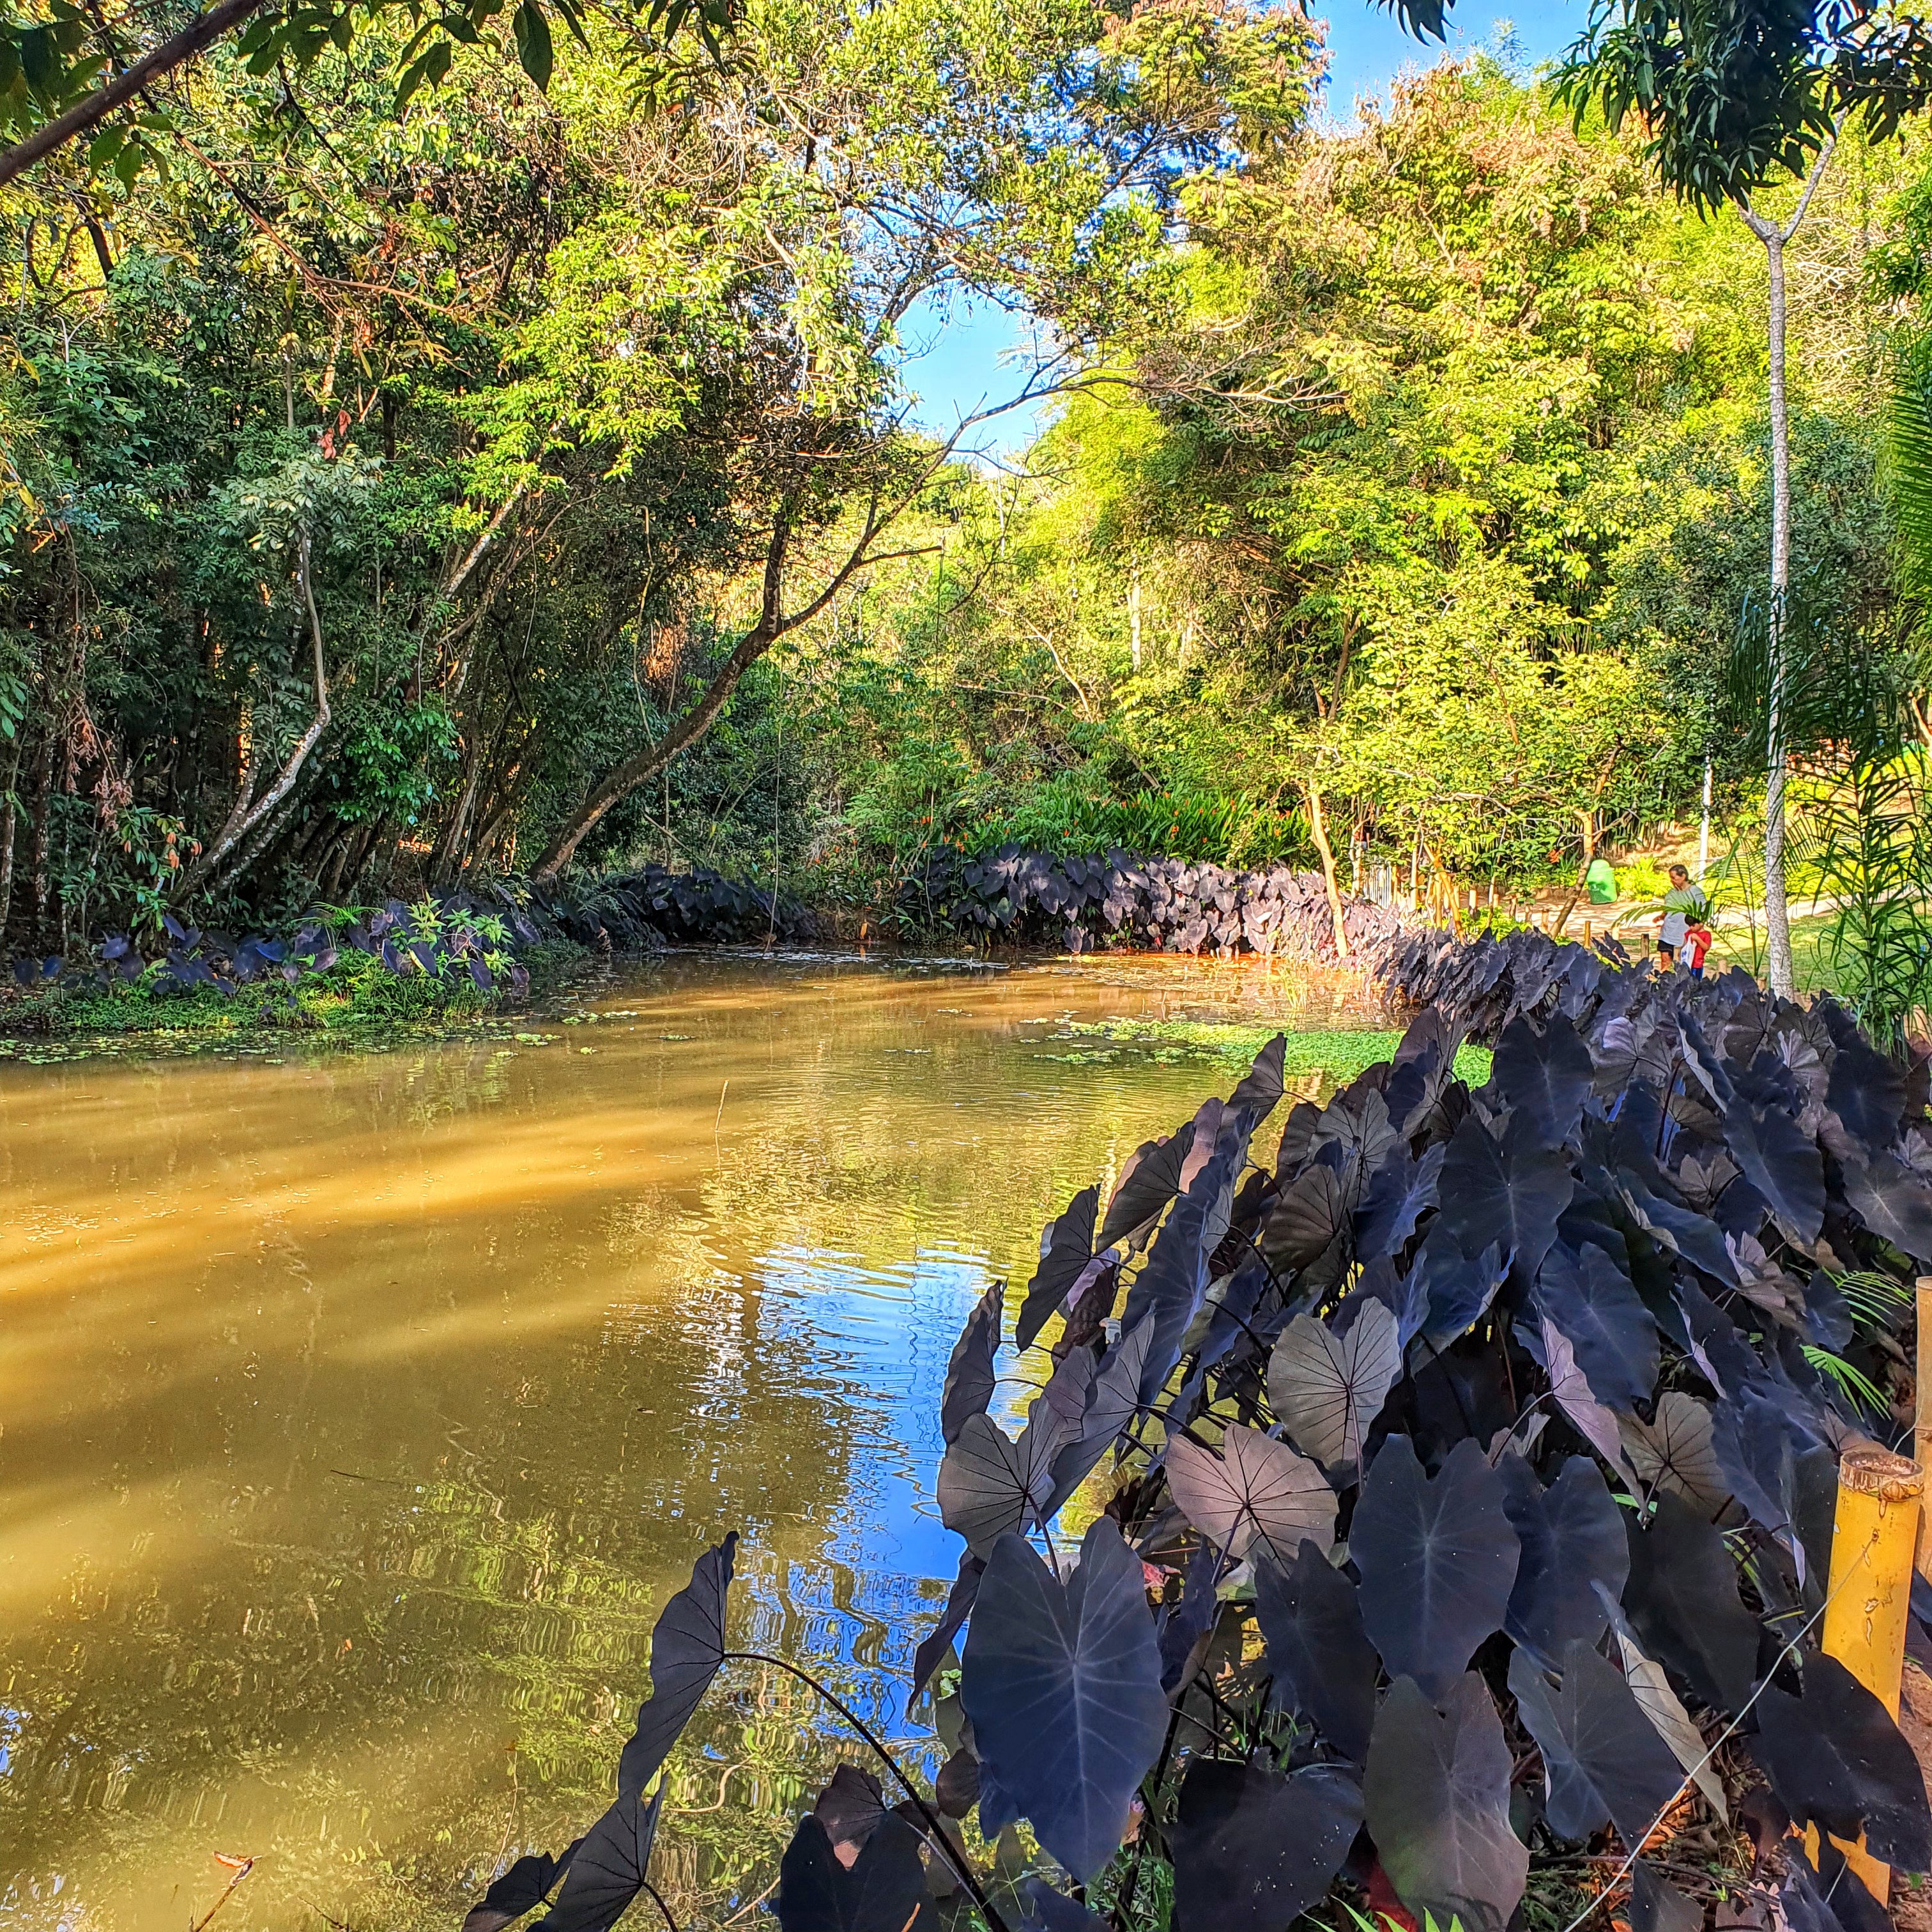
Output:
[{"left": 1814, "top": 1444, "right": 1924, "bottom": 1903}]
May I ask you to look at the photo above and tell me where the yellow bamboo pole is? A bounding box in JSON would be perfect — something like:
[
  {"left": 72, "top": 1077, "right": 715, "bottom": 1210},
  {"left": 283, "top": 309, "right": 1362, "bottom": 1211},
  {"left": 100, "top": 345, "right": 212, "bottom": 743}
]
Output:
[
  {"left": 1916, "top": 1279, "right": 1932, "bottom": 1577},
  {"left": 1813, "top": 1444, "right": 1924, "bottom": 1903}
]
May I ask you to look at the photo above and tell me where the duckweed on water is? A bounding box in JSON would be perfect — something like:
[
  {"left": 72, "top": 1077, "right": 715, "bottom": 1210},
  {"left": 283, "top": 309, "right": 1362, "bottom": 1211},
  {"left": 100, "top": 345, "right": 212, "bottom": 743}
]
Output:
[{"left": 1059, "top": 1016, "right": 1494, "bottom": 1085}]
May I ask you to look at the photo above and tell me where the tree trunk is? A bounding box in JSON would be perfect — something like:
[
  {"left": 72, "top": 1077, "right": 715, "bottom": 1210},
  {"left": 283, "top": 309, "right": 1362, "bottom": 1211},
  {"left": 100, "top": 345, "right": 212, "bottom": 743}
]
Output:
[
  {"left": 182, "top": 528, "right": 331, "bottom": 894},
  {"left": 1303, "top": 778, "right": 1349, "bottom": 963},
  {"left": 1743, "top": 133, "right": 1836, "bottom": 999},
  {"left": 0, "top": 735, "right": 20, "bottom": 950},
  {"left": 27, "top": 730, "right": 52, "bottom": 953}
]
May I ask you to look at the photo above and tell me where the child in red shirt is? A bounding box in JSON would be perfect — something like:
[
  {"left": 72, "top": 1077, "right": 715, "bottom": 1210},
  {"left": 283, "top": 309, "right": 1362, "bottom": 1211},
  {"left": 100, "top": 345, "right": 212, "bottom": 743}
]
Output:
[{"left": 1683, "top": 921, "right": 1713, "bottom": 981}]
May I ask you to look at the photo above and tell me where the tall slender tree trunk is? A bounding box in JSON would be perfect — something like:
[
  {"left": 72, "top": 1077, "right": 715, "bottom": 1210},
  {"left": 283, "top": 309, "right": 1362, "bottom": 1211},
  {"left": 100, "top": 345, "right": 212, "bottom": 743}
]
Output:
[
  {"left": 1303, "top": 778, "right": 1349, "bottom": 963},
  {"left": 1742, "top": 132, "right": 1836, "bottom": 998}
]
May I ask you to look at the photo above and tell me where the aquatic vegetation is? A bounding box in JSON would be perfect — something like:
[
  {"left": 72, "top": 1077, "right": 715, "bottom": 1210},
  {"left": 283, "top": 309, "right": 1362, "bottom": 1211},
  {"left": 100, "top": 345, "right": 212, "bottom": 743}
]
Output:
[
  {"left": 2, "top": 862, "right": 813, "bottom": 1036},
  {"left": 465, "top": 941, "right": 1932, "bottom": 1932}
]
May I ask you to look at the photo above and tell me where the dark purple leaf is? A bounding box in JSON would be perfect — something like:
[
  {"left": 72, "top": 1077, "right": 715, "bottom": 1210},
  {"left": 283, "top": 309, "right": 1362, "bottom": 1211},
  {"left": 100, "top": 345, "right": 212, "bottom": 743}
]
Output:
[
  {"left": 616, "top": 1533, "right": 737, "bottom": 1798},
  {"left": 773, "top": 1812, "right": 933, "bottom": 1932},
  {"left": 1438, "top": 1112, "right": 1574, "bottom": 1283},
  {"left": 1506, "top": 1641, "right": 1685, "bottom": 1843},
  {"left": 1723, "top": 1103, "right": 1825, "bottom": 1246},
  {"left": 1169, "top": 1758, "right": 1362, "bottom": 1932},
  {"left": 1158, "top": 1539, "right": 1220, "bottom": 1693},
  {"left": 1496, "top": 1454, "right": 1629, "bottom": 1671},
  {"left": 1534, "top": 1241, "right": 1658, "bottom": 1409},
  {"left": 464, "top": 1844, "right": 579, "bottom": 1932},
  {"left": 1016, "top": 1189, "right": 1097, "bottom": 1351},
  {"left": 908, "top": 1554, "right": 983, "bottom": 1699},
  {"left": 1490, "top": 1013, "right": 1595, "bottom": 1144},
  {"left": 1253, "top": 1538, "right": 1377, "bottom": 1763},
  {"left": 1629, "top": 1861, "right": 1703, "bottom": 1932},
  {"left": 959, "top": 1517, "right": 1167, "bottom": 1882},
  {"left": 1780, "top": 1837, "right": 1892, "bottom": 1932},
  {"left": 940, "top": 1281, "right": 1003, "bottom": 1445},
  {"left": 1363, "top": 1673, "right": 1527, "bottom": 1932},
  {"left": 1355, "top": 1142, "right": 1446, "bottom": 1264},
  {"left": 1225, "top": 1034, "right": 1288, "bottom": 1124},
  {"left": 1623, "top": 1491, "right": 1756, "bottom": 1714},
  {"left": 1097, "top": 1121, "right": 1197, "bottom": 1250},
  {"left": 535, "top": 1787, "right": 661, "bottom": 1932},
  {"left": 1753, "top": 1653, "right": 1932, "bottom": 1871},
  {"left": 812, "top": 1765, "right": 885, "bottom": 1862},
  {"left": 1164, "top": 1422, "right": 1336, "bottom": 1565},
  {"left": 1839, "top": 1153, "right": 1932, "bottom": 1266},
  {"left": 1351, "top": 1437, "right": 1520, "bottom": 1703}
]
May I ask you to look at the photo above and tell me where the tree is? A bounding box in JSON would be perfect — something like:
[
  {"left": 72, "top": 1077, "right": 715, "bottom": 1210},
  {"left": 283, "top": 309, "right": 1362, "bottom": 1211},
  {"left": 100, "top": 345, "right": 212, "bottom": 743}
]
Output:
[
  {"left": 1557, "top": 1, "right": 1932, "bottom": 992},
  {"left": 0, "top": 0, "right": 730, "bottom": 188}
]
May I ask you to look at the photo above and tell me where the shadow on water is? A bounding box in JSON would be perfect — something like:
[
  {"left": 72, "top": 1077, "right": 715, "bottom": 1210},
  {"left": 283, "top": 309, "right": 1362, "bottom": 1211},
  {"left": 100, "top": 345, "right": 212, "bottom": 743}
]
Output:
[{"left": 0, "top": 950, "right": 1377, "bottom": 1929}]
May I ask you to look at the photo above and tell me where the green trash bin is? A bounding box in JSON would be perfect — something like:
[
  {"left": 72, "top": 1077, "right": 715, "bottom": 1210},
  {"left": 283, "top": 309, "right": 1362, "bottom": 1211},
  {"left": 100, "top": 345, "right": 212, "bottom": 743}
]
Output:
[{"left": 1586, "top": 857, "right": 1616, "bottom": 904}]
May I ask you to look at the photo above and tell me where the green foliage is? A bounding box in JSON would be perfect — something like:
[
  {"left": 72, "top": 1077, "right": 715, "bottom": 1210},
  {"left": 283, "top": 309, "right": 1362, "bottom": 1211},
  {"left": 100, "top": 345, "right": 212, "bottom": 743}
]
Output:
[{"left": 1556, "top": 1, "right": 1932, "bottom": 215}]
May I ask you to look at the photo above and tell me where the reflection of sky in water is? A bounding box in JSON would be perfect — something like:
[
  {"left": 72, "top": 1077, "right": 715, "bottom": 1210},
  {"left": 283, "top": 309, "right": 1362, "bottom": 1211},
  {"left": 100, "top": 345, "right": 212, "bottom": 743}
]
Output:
[
  {"left": 0, "top": 951, "right": 1367, "bottom": 1929},
  {"left": 754, "top": 1240, "right": 1010, "bottom": 1668}
]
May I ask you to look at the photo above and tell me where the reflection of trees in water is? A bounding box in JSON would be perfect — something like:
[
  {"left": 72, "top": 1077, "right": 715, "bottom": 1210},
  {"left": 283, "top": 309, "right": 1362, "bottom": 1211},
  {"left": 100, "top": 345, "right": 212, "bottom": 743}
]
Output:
[{"left": 0, "top": 976, "right": 1227, "bottom": 1928}]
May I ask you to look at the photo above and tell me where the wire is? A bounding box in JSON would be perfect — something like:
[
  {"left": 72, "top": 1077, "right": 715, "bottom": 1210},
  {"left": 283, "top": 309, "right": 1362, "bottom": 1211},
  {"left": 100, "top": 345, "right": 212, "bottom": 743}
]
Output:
[{"left": 1556, "top": 1519, "right": 1883, "bottom": 1932}]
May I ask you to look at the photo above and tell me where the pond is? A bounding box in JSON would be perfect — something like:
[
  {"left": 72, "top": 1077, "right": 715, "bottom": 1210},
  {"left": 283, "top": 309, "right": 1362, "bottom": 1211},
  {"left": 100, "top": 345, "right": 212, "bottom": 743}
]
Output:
[{"left": 0, "top": 951, "right": 1386, "bottom": 1931}]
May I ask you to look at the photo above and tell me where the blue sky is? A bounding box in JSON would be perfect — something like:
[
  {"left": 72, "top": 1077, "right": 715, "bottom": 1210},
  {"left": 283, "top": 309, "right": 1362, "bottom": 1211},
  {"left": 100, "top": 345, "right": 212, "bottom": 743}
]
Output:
[{"left": 900, "top": 1, "right": 1588, "bottom": 450}]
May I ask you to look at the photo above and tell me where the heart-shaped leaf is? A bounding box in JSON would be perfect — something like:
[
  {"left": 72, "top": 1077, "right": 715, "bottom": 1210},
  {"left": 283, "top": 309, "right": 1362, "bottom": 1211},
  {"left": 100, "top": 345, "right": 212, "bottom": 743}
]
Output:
[
  {"left": 1491, "top": 1013, "right": 1595, "bottom": 1144},
  {"left": 536, "top": 1787, "right": 662, "bottom": 1932},
  {"left": 1268, "top": 1299, "right": 1402, "bottom": 1476},
  {"left": 1169, "top": 1758, "right": 1363, "bottom": 1932},
  {"left": 774, "top": 1812, "right": 933, "bottom": 1932},
  {"left": 1438, "top": 1111, "right": 1574, "bottom": 1282},
  {"left": 813, "top": 1765, "right": 886, "bottom": 1863},
  {"left": 1623, "top": 1491, "right": 1756, "bottom": 1715},
  {"left": 1098, "top": 1119, "right": 1197, "bottom": 1250},
  {"left": 1355, "top": 1142, "right": 1446, "bottom": 1264},
  {"left": 1753, "top": 1653, "right": 1932, "bottom": 1871},
  {"left": 1495, "top": 1454, "right": 1628, "bottom": 1670},
  {"left": 942, "top": 1282, "right": 1004, "bottom": 1444},
  {"left": 937, "top": 1412, "right": 1057, "bottom": 1556},
  {"left": 1535, "top": 1242, "right": 1658, "bottom": 1409},
  {"left": 1722, "top": 1103, "right": 1825, "bottom": 1246},
  {"left": 959, "top": 1517, "right": 1168, "bottom": 1882},
  {"left": 1353, "top": 1437, "right": 1519, "bottom": 1701},
  {"left": 466, "top": 1844, "right": 580, "bottom": 1932},
  {"left": 1165, "top": 1422, "right": 1337, "bottom": 1566},
  {"left": 1227, "top": 1034, "right": 1288, "bottom": 1123},
  {"left": 1253, "top": 1538, "right": 1377, "bottom": 1763},
  {"left": 1016, "top": 1192, "right": 1097, "bottom": 1351},
  {"left": 1506, "top": 1641, "right": 1685, "bottom": 1843},
  {"left": 1364, "top": 1673, "right": 1528, "bottom": 1932},
  {"left": 1619, "top": 1392, "right": 1729, "bottom": 1512},
  {"left": 617, "top": 1533, "right": 737, "bottom": 1798}
]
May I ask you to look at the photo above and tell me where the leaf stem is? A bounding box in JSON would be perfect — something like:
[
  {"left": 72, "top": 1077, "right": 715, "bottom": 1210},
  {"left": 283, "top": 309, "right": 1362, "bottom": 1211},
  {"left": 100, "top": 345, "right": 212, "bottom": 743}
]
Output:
[{"left": 721, "top": 1650, "right": 1013, "bottom": 1932}]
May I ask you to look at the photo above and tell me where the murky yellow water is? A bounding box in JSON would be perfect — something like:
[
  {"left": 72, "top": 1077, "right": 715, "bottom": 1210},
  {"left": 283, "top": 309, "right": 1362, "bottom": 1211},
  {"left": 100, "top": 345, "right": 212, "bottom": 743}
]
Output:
[{"left": 0, "top": 951, "right": 1369, "bottom": 1930}]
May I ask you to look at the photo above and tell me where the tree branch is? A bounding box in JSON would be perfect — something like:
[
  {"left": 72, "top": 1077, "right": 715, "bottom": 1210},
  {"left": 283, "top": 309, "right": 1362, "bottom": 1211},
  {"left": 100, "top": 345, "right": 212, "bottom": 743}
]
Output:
[{"left": 0, "top": 0, "right": 269, "bottom": 187}]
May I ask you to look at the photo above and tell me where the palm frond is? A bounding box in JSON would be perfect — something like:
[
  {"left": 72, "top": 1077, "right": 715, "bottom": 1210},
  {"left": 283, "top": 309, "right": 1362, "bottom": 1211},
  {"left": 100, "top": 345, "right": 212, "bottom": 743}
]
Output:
[
  {"left": 1801, "top": 1344, "right": 1891, "bottom": 1418},
  {"left": 1837, "top": 1268, "right": 1913, "bottom": 1331},
  {"left": 1887, "top": 329, "right": 1932, "bottom": 611}
]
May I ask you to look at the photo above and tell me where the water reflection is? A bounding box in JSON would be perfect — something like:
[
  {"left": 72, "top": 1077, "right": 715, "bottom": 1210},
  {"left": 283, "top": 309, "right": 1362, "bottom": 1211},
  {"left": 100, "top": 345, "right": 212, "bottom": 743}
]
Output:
[{"left": 0, "top": 952, "right": 1365, "bottom": 1929}]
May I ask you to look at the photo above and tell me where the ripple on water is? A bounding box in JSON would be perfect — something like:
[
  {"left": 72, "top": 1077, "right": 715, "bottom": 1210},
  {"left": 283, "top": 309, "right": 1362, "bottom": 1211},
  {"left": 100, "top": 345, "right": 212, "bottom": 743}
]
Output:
[{"left": 0, "top": 949, "right": 1374, "bottom": 1929}]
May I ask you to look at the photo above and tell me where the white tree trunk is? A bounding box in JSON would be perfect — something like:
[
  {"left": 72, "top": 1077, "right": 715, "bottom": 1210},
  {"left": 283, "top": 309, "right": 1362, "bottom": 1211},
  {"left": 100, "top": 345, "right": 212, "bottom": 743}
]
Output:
[{"left": 1742, "top": 133, "right": 1834, "bottom": 999}]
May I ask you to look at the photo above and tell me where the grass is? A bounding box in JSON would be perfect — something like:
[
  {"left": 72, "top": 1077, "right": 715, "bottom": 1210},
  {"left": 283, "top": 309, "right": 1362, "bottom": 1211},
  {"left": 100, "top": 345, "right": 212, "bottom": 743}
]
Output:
[
  {"left": 1061, "top": 1017, "right": 1494, "bottom": 1087},
  {"left": 1703, "top": 911, "right": 1848, "bottom": 993}
]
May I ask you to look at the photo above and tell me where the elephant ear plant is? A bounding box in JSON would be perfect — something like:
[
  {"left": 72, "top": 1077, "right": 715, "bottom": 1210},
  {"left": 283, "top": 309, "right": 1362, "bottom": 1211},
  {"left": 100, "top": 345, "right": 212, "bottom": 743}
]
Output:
[{"left": 465, "top": 927, "right": 1932, "bottom": 1932}]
